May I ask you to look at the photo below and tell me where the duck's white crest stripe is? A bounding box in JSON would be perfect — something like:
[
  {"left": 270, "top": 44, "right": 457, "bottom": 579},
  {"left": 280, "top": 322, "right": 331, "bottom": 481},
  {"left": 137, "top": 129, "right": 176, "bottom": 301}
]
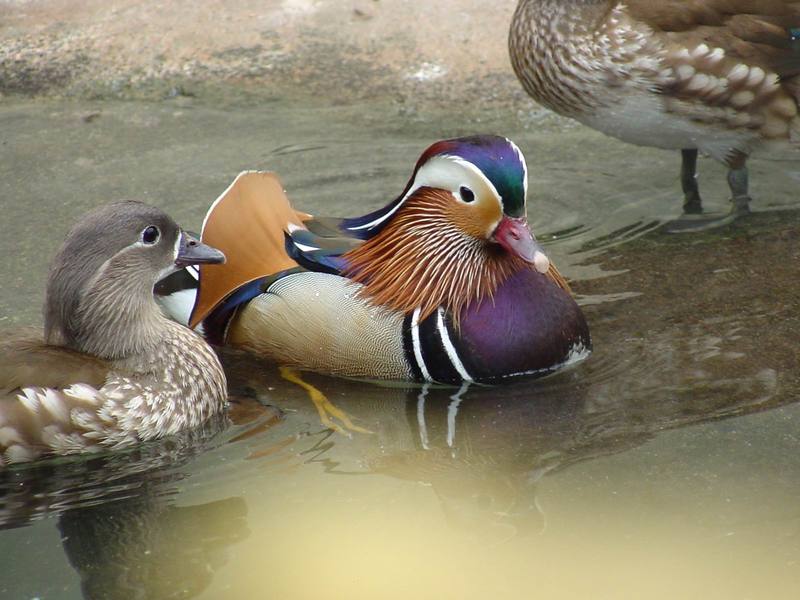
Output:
[
  {"left": 446, "top": 382, "right": 469, "bottom": 448},
  {"left": 417, "top": 384, "right": 431, "bottom": 450},
  {"left": 346, "top": 187, "right": 416, "bottom": 231},
  {"left": 411, "top": 307, "right": 434, "bottom": 382},
  {"left": 436, "top": 308, "right": 473, "bottom": 382}
]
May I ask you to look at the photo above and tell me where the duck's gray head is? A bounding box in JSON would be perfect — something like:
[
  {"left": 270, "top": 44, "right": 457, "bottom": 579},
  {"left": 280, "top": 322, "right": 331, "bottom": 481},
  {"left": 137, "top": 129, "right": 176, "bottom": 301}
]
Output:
[{"left": 44, "top": 201, "right": 225, "bottom": 359}]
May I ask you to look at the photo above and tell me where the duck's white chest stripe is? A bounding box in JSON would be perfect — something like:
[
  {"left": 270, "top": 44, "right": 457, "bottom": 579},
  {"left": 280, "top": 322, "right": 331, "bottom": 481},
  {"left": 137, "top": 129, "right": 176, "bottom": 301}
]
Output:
[
  {"left": 436, "top": 309, "right": 473, "bottom": 383},
  {"left": 404, "top": 308, "right": 474, "bottom": 384},
  {"left": 410, "top": 307, "right": 433, "bottom": 382}
]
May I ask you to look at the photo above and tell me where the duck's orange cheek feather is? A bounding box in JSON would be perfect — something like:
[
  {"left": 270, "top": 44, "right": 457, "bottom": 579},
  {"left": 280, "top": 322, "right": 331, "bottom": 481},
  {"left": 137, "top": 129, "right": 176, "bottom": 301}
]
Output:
[{"left": 446, "top": 194, "right": 503, "bottom": 240}]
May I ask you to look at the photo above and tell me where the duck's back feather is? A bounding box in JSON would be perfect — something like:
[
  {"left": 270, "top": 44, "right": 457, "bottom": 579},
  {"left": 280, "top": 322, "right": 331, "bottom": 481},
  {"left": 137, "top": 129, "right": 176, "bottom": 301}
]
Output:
[
  {"left": 0, "top": 334, "right": 109, "bottom": 394},
  {"left": 284, "top": 226, "right": 360, "bottom": 275}
]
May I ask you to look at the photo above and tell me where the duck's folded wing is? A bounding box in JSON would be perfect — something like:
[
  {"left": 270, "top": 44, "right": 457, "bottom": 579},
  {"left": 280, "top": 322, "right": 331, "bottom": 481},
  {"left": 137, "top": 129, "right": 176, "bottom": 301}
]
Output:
[
  {"left": 0, "top": 338, "right": 112, "bottom": 464},
  {"left": 284, "top": 224, "right": 361, "bottom": 275},
  {"left": 627, "top": 0, "right": 800, "bottom": 78},
  {"left": 0, "top": 336, "right": 109, "bottom": 394}
]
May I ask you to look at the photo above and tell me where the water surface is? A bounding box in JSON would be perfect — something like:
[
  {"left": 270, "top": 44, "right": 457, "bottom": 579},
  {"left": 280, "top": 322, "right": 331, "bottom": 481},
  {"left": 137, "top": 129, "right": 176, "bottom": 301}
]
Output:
[{"left": 1, "top": 98, "right": 799, "bottom": 599}]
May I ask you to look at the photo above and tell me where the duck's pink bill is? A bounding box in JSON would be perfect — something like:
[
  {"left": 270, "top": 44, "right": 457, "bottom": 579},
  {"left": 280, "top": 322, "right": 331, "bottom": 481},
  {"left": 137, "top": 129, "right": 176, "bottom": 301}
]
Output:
[{"left": 492, "top": 216, "right": 551, "bottom": 273}]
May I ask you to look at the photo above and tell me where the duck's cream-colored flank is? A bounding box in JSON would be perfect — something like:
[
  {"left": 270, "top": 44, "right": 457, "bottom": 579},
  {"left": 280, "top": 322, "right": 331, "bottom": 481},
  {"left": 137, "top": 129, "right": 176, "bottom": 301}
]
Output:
[{"left": 230, "top": 272, "right": 411, "bottom": 379}]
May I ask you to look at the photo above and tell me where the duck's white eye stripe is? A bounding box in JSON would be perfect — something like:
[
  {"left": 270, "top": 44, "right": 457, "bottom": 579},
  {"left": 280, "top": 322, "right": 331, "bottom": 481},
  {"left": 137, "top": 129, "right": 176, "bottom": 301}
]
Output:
[
  {"left": 347, "top": 154, "right": 503, "bottom": 232},
  {"left": 447, "top": 156, "right": 502, "bottom": 204},
  {"left": 173, "top": 233, "right": 182, "bottom": 261}
]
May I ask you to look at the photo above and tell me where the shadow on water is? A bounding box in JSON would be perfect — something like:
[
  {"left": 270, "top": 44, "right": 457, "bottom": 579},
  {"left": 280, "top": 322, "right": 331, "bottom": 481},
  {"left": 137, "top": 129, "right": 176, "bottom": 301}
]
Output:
[{"left": 0, "top": 405, "right": 281, "bottom": 530}]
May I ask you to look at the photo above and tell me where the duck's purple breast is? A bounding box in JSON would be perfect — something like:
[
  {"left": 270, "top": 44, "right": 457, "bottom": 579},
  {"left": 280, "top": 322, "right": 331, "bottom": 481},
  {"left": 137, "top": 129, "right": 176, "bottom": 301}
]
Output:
[{"left": 454, "top": 268, "right": 590, "bottom": 383}]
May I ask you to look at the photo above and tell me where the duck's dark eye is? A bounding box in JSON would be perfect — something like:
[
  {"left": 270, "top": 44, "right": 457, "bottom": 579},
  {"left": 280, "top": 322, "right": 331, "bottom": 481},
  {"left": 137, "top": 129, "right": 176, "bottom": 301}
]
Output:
[
  {"left": 459, "top": 186, "right": 476, "bottom": 203},
  {"left": 141, "top": 225, "right": 160, "bottom": 245}
]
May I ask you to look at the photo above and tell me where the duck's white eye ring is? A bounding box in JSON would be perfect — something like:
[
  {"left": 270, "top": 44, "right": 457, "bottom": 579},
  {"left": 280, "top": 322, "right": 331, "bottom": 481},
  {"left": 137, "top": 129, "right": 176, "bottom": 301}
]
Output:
[
  {"left": 459, "top": 186, "right": 476, "bottom": 203},
  {"left": 141, "top": 225, "right": 160, "bottom": 245}
]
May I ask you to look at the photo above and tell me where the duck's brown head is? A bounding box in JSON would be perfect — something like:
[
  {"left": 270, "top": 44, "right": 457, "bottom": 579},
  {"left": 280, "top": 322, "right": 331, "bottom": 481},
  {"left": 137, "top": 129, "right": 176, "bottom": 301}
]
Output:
[{"left": 44, "top": 201, "right": 225, "bottom": 359}]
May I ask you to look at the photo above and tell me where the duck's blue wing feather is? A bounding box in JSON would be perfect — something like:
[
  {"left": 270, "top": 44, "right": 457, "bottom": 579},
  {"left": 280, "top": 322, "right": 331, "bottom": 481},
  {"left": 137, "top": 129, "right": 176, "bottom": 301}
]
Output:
[{"left": 284, "top": 223, "right": 361, "bottom": 275}]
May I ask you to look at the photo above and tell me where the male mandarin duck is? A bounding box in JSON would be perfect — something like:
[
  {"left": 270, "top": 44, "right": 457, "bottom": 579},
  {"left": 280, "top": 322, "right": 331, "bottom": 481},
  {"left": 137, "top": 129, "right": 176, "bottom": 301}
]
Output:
[
  {"left": 163, "top": 135, "right": 591, "bottom": 384},
  {"left": 509, "top": 0, "right": 800, "bottom": 220},
  {"left": 0, "top": 202, "right": 228, "bottom": 466}
]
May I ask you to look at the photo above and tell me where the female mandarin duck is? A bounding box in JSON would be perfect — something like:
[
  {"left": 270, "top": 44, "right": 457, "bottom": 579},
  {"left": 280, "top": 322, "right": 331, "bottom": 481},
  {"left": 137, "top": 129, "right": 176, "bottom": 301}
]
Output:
[
  {"left": 509, "top": 0, "right": 800, "bottom": 220},
  {"left": 0, "top": 202, "right": 227, "bottom": 466},
  {"left": 170, "top": 135, "right": 591, "bottom": 384}
]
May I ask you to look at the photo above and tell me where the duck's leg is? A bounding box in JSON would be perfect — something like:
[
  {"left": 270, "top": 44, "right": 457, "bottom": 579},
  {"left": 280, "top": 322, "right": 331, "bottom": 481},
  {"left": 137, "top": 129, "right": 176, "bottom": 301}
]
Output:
[
  {"left": 680, "top": 149, "right": 703, "bottom": 214},
  {"left": 667, "top": 150, "right": 750, "bottom": 232},
  {"left": 727, "top": 153, "right": 752, "bottom": 216},
  {"left": 279, "top": 367, "right": 371, "bottom": 437}
]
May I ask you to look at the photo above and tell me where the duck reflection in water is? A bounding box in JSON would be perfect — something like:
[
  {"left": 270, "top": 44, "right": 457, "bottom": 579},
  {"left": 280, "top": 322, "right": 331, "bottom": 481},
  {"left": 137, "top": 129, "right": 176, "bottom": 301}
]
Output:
[
  {"left": 223, "top": 333, "right": 782, "bottom": 544},
  {"left": 59, "top": 494, "right": 249, "bottom": 600}
]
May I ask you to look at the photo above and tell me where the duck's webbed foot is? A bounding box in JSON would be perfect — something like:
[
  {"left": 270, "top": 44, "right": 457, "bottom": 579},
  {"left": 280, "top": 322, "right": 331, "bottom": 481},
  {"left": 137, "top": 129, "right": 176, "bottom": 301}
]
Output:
[{"left": 279, "top": 367, "right": 371, "bottom": 437}]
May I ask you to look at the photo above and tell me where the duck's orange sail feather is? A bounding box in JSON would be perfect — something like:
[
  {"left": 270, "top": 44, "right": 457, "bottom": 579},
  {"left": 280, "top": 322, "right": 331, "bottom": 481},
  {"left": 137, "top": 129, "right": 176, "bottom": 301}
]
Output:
[{"left": 190, "top": 171, "right": 309, "bottom": 328}]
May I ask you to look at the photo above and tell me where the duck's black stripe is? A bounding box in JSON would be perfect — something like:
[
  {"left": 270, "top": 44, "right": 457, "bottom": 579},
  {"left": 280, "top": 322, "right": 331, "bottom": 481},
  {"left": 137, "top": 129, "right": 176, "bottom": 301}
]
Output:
[
  {"left": 418, "top": 312, "right": 462, "bottom": 385},
  {"left": 402, "top": 313, "right": 424, "bottom": 382},
  {"left": 153, "top": 268, "right": 197, "bottom": 296}
]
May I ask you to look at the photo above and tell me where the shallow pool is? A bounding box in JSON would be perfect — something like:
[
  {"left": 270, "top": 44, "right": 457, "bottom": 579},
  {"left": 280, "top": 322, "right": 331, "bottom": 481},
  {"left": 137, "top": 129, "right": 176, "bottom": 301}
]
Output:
[{"left": 1, "top": 98, "right": 799, "bottom": 599}]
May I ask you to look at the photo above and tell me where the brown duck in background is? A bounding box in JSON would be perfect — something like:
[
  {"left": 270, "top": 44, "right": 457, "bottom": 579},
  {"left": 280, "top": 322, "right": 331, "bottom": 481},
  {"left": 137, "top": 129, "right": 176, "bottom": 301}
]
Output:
[
  {"left": 509, "top": 0, "right": 800, "bottom": 224},
  {"left": 0, "top": 202, "right": 228, "bottom": 466}
]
